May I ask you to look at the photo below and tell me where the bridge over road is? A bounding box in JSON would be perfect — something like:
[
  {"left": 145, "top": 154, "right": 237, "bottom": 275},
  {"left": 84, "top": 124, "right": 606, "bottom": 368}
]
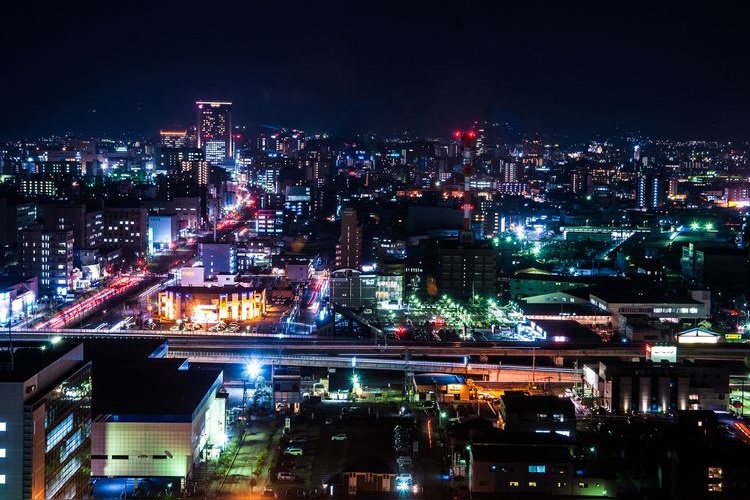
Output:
[{"left": 169, "top": 349, "right": 581, "bottom": 384}]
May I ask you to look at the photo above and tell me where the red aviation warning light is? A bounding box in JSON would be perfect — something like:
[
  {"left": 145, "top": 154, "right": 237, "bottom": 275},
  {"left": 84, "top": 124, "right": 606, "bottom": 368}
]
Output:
[{"left": 453, "top": 130, "right": 478, "bottom": 144}]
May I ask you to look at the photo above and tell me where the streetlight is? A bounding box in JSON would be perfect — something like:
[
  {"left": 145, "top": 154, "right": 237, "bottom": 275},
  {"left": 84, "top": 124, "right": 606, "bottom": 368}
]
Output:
[{"left": 351, "top": 357, "right": 359, "bottom": 398}]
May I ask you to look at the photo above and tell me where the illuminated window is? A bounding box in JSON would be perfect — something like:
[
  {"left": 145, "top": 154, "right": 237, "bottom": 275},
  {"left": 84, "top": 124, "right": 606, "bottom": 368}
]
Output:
[
  {"left": 707, "top": 467, "right": 723, "bottom": 479},
  {"left": 509, "top": 482, "right": 519, "bottom": 487},
  {"left": 0, "top": 448, "right": 5, "bottom": 457},
  {"left": 0, "top": 422, "right": 5, "bottom": 431},
  {"left": 528, "top": 465, "right": 546, "bottom": 473},
  {"left": 0, "top": 474, "right": 5, "bottom": 484},
  {"left": 579, "top": 482, "right": 588, "bottom": 488},
  {"left": 528, "top": 482, "right": 537, "bottom": 487},
  {"left": 707, "top": 483, "right": 723, "bottom": 492},
  {"left": 557, "top": 482, "right": 567, "bottom": 488}
]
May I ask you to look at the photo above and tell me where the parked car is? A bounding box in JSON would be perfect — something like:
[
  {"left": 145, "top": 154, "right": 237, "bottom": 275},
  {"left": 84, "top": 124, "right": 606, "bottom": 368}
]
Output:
[
  {"left": 277, "top": 471, "right": 296, "bottom": 481},
  {"left": 331, "top": 433, "right": 347, "bottom": 441},
  {"left": 284, "top": 447, "right": 303, "bottom": 456}
]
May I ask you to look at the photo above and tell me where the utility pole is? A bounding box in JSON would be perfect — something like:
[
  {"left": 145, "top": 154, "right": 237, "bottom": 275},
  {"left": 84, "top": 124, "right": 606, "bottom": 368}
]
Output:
[
  {"left": 742, "top": 378, "right": 745, "bottom": 418},
  {"left": 6, "top": 321, "right": 13, "bottom": 372}
]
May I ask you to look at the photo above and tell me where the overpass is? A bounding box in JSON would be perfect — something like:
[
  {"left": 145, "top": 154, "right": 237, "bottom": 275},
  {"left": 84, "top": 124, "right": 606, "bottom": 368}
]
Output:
[
  {"left": 7, "top": 328, "right": 750, "bottom": 371},
  {"left": 168, "top": 349, "right": 581, "bottom": 384}
]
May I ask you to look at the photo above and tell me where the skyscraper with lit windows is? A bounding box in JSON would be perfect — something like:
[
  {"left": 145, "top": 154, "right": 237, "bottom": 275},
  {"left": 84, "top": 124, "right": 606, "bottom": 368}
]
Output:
[
  {"left": 336, "top": 208, "right": 362, "bottom": 270},
  {"left": 0, "top": 342, "right": 92, "bottom": 500},
  {"left": 196, "top": 101, "right": 232, "bottom": 164}
]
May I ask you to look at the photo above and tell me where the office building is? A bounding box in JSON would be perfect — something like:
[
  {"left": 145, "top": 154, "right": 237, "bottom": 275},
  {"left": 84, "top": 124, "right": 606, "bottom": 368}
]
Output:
[
  {"left": 199, "top": 243, "right": 237, "bottom": 279},
  {"left": 284, "top": 185, "right": 312, "bottom": 219},
  {"left": 90, "top": 361, "right": 225, "bottom": 499},
  {"left": 582, "top": 359, "right": 729, "bottom": 414},
  {"left": 102, "top": 206, "right": 148, "bottom": 253},
  {"left": 636, "top": 172, "right": 664, "bottom": 209},
  {"left": 255, "top": 209, "right": 284, "bottom": 236},
  {"left": 437, "top": 239, "right": 496, "bottom": 299},
  {"left": 42, "top": 203, "right": 103, "bottom": 252},
  {"left": 0, "top": 200, "right": 37, "bottom": 246},
  {"left": 0, "top": 342, "right": 92, "bottom": 500},
  {"left": 329, "top": 269, "right": 376, "bottom": 308},
  {"left": 468, "top": 440, "right": 616, "bottom": 498},
  {"left": 18, "top": 174, "right": 59, "bottom": 198},
  {"left": 180, "top": 159, "right": 209, "bottom": 186},
  {"left": 335, "top": 208, "right": 362, "bottom": 270},
  {"left": 19, "top": 225, "right": 74, "bottom": 298},
  {"left": 255, "top": 166, "right": 281, "bottom": 194},
  {"left": 159, "top": 130, "right": 188, "bottom": 149},
  {"left": 151, "top": 197, "right": 203, "bottom": 230},
  {"left": 148, "top": 214, "right": 180, "bottom": 253},
  {"left": 196, "top": 101, "right": 232, "bottom": 164}
]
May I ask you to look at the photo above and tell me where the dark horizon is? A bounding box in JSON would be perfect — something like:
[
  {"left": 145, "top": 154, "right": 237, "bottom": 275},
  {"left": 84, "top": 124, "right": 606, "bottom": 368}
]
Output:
[{"left": 2, "top": 2, "right": 749, "bottom": 142}]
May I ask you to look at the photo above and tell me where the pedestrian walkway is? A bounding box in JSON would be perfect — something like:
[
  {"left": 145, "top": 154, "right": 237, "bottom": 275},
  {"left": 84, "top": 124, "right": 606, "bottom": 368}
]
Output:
[{"left": 209, "top": 417, "right": 282, "bottom": 498}]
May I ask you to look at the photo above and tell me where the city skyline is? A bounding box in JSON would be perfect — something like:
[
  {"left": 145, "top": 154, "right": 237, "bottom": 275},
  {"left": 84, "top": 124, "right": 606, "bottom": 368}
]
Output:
[{"left": 2, "top": 2, "right": 749, "bottom": 141}]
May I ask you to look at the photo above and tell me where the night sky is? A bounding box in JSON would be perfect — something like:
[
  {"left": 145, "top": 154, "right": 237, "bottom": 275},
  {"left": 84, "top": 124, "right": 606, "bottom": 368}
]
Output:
[{"left": 2, "top": 2, "right": 748, "bottom": 141}]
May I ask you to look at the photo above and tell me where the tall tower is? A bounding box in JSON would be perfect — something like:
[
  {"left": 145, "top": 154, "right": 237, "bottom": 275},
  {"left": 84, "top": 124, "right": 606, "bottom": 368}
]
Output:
[
  {"left": 336, "top": 208, "right": 362, "bottom": 270},
  {"left": 454, "top": 130, "right": 477, "bottom": 244},
  {"left": 196, "top": 101, "right": 233, "bottom": 164}
]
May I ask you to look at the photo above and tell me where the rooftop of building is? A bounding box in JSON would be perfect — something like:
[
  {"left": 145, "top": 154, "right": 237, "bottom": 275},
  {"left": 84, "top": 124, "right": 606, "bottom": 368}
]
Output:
[
  {"left": 92, "top": 360, "right": 222, "bottom": 418},
  {"left": 286, "top": 258, "right": 312, "bottom": 265},
  {"left": 520, "top": 302, "right": 612, "bottom": 318},
  {"left": 0, "top": 341, "right": 84, "bottom": 383},
  {"left": 163, "top": 284, "right": 265, "bottom": 294},
  {"left": 501, "top": 394, "right": 576, "bottom": 414},
  {"left": 341, "top": 457, "right": 396, "bottom": 474},
  {"left": 591, "top": 357, "right": 742, "bottom": 373},
  {"left": 82, "top": 338, "right": 168, "bottom": 364},
  {"left": 0, "top": 276, "right": 35, "bottom": 290},
  {"left": 437, "top": 238, "right": 494, "bottom": 251},
  {"left": 413, "top": 373, "right": 466, "bottom": 386},
  {"left": 588, "top": 283, "right": 703, "bottom": 304},
  {"left": 470, "top": 441, "right": 574, "bottom": 463},
  {"left": 510, "top": 271, "right": 625, "bottom": 288},
  {"left": 527, "top": 319, "right": 604, "bottom": 343}
]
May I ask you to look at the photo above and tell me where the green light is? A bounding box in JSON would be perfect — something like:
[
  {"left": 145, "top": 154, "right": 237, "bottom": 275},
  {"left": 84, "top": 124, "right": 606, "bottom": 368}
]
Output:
[
  {"left": 705, "top": 222, "right": 713, "bottom": 231},
  {"left": 51, "top": 336, "right": 62, "bottom": 345},
  {"left": 690, "top": 222, "right": 700, "bottom": 231}
]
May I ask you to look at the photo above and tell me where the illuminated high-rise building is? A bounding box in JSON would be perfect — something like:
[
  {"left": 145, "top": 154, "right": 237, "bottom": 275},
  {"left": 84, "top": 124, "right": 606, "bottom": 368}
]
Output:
[
  {"left": 336, "top": 208, "right": 362, "bottom": 270},
  {"left": 196, "top": 101, "right": 233, "bottom": 164},
  {"left": 159, "top": 129, "right": 188, "bottom": 149},
  {"left": 19, "top": 224, "right": 74, "bottom": 297},
  {"left": 636, "top": 172, "right": 664, "bottom": 209},
  {"left": 0, "top": 342, "right": 92, "bottom": 500}
]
